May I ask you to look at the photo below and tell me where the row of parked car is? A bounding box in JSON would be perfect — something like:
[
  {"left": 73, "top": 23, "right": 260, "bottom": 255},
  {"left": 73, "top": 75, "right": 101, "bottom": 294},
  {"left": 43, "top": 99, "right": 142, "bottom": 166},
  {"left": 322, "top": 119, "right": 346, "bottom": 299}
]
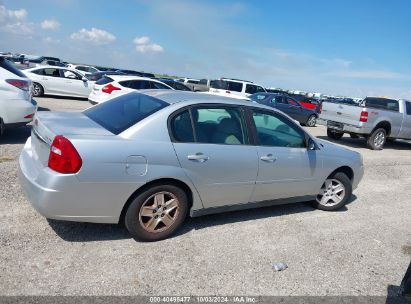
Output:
[{"left": 2, "top": 55, "right": 411, "bottom": 150}]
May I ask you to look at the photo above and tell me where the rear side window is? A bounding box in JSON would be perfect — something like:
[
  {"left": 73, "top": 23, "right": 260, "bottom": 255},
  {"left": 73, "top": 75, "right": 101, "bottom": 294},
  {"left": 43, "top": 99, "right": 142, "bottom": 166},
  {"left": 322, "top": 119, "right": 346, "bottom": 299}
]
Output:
[
  {"left": 170, "top": 110, "right": 194, "bottom": 142},
  {"left": 227, "top": 81, "right": 242, "bottom": 92},
  {"left": 0, "top": 58, "right": 26, "bottom": 77},
  {"left": 96, "top": 76, "right": 114, "bottom": 85},
  {"left": 365, "top": 98, "right": 399, "bottom": 112},
  {"left": 120, "top": 80, "right": 152, "bottom": 90},
  {"left": 84, "top": 93, "right": 168, "bottom": 135},
  {"left": 31, "top": 69, "right": 44, "bottom": 75},
  {"left": 174, "top": 82, "right": 191, "bottom": 91},
  {"left": 43, "top": 68, "right": 61, "bottom": 77},
  {"left": 187, "top": 80, "right": 199, "bottom": 84}
]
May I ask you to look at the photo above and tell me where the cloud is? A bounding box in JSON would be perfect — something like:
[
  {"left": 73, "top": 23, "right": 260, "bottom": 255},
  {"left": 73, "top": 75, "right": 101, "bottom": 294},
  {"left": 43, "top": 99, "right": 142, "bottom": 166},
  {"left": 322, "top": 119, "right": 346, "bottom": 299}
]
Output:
[
  {"left": 0, "top": 5, "right": 32, "bottom": 34},
  {"left": 41, "top": 19, "right": 60, "bottom": 31},
  {"left": 133, "top": 36, "right": 164, "bottom": 53},
  {"left": 70, "top": 27, "right": 116, "bottom": 45},
  {"left": 43, "top": 36, "right": 60, "bottom": 44}
]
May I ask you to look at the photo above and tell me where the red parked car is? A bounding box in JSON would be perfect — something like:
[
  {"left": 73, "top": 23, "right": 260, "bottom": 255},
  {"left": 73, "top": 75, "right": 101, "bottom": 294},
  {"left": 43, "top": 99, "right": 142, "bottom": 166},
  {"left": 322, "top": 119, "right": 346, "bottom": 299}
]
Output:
[{"left": 289, "top": 94, "right": 321, "bottom": 113}]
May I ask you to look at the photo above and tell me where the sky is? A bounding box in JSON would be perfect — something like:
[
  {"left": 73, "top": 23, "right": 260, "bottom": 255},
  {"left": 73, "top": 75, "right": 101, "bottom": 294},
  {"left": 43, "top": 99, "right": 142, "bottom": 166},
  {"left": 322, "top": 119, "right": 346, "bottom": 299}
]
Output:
[{"left": 1, "top": 0, "right": 410, "bottom": 99}]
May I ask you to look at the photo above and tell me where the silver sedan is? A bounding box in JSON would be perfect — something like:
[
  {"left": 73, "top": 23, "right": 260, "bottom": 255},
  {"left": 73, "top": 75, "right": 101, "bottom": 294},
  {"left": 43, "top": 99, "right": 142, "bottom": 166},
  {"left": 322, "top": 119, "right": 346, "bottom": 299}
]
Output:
[{"left": 19, "top": 91, "right": 364, "bottom": 241}]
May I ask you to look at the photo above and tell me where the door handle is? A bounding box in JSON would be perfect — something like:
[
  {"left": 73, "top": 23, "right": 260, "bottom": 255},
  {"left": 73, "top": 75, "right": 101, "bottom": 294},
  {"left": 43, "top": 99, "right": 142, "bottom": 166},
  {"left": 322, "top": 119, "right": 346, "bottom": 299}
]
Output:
[
  {"left": 260, "top": 154, "right": 277, "bottom": 162},
  {"left": 187, "top": 153, "right": 209, "bottom": 162}
]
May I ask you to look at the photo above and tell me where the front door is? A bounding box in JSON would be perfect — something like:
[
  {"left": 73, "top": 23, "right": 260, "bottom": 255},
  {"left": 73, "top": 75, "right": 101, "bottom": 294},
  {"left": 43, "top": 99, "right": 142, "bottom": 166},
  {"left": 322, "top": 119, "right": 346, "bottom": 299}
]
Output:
[
  {"left": 170, "top": 106, "right": 258, "bottom": 208},
  {"left": 60, "top": 69, "right": 91, "bottom": 98},
  {"left": 249, "top": 109, "right": 320, "bottom": 202}
]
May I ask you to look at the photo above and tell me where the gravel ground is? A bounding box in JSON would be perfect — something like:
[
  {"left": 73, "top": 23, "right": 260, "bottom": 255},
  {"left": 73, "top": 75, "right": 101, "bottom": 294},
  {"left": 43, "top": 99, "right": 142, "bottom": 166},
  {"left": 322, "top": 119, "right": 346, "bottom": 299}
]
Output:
[{"left": 0, "top": 96, "right": 410, "bottom": 296}]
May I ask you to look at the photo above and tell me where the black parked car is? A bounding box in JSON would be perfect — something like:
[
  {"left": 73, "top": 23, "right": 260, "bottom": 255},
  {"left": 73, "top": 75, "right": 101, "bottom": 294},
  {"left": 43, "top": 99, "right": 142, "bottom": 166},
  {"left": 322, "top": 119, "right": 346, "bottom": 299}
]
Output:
[
  {"left": 249, "top": 93, "right": 318, "bottom": 127},
  {"left": 156, "top": 78, "right": 192, "bottom": 91},
  {"left": 87, "top": 71, "right": 126, "bottom": 82}
]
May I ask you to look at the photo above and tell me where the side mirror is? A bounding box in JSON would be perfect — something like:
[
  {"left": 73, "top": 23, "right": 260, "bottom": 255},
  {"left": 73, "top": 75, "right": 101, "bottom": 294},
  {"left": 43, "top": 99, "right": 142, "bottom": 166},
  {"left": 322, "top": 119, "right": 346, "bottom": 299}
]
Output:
[
  {"left": 307, "top": 138, "right": 317, "bottom": 150},
  {"left": 82, "top": 77, "right": 88, "bottom": 82}
]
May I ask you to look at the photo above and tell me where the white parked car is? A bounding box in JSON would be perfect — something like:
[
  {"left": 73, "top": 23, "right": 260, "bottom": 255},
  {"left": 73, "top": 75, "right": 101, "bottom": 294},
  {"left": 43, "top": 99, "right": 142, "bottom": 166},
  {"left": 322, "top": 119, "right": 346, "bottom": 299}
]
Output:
[
  {"left": 67, "top": 64, "right": 100, "bottom": 76},
  {"left": 208, "top": 78, "right": 266, "bottom": 99},
  {"left": 88, "top": 75, "right": 174, "bottom": 105},
  {"left": 23, "top": 66, "right": 93, "bottom": 98},
  {"left": 0, "top": 57, "right": 36, "bottom": 135}
]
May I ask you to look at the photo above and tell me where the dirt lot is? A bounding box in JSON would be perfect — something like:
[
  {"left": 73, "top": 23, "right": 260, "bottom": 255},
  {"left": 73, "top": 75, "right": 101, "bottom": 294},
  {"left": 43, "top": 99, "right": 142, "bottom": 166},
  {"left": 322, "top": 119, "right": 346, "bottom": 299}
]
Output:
[{"left": 0, "top": 96, "right": 410, "bottom": 296}]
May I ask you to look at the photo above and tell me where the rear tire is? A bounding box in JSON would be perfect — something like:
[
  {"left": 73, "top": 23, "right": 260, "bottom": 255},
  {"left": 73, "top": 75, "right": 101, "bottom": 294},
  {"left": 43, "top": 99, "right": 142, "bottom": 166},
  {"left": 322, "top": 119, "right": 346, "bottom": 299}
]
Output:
[
  {"left": 0, "top": 118, "right": 4, "bottom": 137},
  {"left": 33, "top": 83, "right": 44, "bottom": 97},
  {"left": 125, "top": 184, "right": 188, "bottom": 242},
  {"left": 367, "top": 128, "right": 386, "bottom": 150},
  {"left": 305, "top": 115, "right": 317, "bottom": 127},
  {"left": 327, "top": 128, "right": 344, "bottom": 140},
  {"left": 312, "top": 172, "right": 352, "bottom": 211}
]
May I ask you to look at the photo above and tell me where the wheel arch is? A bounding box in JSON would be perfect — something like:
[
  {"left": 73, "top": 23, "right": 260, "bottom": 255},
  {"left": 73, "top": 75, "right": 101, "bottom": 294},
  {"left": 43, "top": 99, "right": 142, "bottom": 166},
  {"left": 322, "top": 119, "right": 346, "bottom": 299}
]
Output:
[
  {"left": 372, "top": 121, "right": 391, "bottom": 136},
  {"left": 328, "top": 166, "right": 354, "bottom": 182},
  {"left": 119, "top": 178, "right": 194, "bottom": 224}
]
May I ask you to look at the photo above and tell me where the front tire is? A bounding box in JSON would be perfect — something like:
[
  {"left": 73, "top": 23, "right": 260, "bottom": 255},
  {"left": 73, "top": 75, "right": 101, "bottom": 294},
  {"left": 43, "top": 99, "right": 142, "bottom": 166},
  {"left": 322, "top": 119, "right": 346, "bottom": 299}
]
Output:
[
  {"left": 125, "top": 184, "right": 188, "bottom": 242},
  {"left": 312, "top": 172, "right": 352, "bottom": 211},
  {"left": 327, "top": 128, "right": 344, "bottom": 140},
  {"left": 367, "top": 128, "right": 386, "bottom": 150},
  {"left": 32, "top": 82, "right": 44, "bottom": 97}
]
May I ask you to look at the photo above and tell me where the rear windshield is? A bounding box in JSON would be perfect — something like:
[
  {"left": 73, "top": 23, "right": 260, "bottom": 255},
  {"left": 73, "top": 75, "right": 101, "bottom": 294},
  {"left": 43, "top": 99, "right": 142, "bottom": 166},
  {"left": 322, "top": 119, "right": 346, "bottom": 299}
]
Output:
[
  {"left": 0, "top": 58, "right": 26, "bottom": 77},
  {"left": 83, "top": 93, "right": 168, "bottom": 135},
  {"left": 96, "top": 76, "right": 114, "bottom": 85},
  {"left": 364, "top": 97, "right": 399, "bottom": 112}
]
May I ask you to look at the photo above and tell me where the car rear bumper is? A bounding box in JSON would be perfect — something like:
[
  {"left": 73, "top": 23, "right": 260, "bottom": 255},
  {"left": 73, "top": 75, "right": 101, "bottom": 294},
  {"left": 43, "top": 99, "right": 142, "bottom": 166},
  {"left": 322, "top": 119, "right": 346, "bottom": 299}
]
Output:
[
  {"left": 18, "top": 137, "right": 126, "bottom": 224},
  {"left": 0, "top": 98, "right": 37, "bottom": 125},
  {"left": 317, "top": 118, "right": 370, "bottom": 134}
]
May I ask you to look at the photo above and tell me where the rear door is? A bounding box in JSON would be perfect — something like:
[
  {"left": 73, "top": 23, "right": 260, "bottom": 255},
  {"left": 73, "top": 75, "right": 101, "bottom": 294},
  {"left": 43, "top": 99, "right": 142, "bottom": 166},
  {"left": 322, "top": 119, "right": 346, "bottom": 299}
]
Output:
[
  {"left": 170, "top": 105, "right": 258, "bottom": 208},
  {"left": 41, "top": 68, "right": 66, "bottom": 95}
]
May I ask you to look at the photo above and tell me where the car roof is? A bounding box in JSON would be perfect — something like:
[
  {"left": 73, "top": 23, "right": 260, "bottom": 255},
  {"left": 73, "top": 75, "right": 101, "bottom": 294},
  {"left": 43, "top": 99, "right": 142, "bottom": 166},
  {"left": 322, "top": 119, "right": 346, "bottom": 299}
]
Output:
[
  {"left": 110, "top": 75, "right": 160, "bottom": 82},
  {"left": 139, "top": 90, "right": 263, "bottom": 107}
]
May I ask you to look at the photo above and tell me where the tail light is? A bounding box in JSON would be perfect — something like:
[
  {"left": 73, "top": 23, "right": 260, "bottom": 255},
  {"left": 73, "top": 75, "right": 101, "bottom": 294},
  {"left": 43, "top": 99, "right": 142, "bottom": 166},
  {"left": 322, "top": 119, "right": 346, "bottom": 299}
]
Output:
[
  {"left": 102, "top": 83, "right": 121, "bottom": 94},
  {"left": 360, "top": 111, "right": 368, "bottom": 122},
  {"left": 48, "top": 136, "right": 82, "bottom": 174},
  {"left": 6, "top": 79, "right": 29, "bottom": 91},
  {"left": 24, "top": 113, "right": 34, "bottom": 119}
]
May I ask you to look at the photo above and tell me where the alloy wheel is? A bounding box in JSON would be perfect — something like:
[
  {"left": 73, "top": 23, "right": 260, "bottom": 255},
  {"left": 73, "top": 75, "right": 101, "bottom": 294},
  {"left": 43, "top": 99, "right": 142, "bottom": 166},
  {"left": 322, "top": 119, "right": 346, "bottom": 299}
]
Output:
[
  {"left": 139, "top": 191, "right": 180, "bottom": 233},
  {"left": 316, "top": 179, "right": 346, "bottom": 207},
  {"left": 307, "top": 115, "right": 316, "bottom": 127},
  {"left": 33, "top": 84, "right": 41, "bottom": 96},
  {"left": 373, "top": 131, "right": 386, "bottom": 149}
]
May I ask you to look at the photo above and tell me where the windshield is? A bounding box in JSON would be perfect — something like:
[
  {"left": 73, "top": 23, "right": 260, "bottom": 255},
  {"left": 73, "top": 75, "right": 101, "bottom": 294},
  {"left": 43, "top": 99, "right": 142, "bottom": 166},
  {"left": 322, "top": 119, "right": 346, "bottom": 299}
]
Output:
[{"left": 83, "top": 93, "right": 168, "bottom": 135}]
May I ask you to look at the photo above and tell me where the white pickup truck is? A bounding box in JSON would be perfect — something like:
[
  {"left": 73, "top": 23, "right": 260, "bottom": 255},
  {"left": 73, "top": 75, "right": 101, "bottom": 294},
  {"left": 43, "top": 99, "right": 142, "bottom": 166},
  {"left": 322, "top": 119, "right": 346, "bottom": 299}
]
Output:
[{"left": 318, "top": 97, "right": 411, "bottom": 150}]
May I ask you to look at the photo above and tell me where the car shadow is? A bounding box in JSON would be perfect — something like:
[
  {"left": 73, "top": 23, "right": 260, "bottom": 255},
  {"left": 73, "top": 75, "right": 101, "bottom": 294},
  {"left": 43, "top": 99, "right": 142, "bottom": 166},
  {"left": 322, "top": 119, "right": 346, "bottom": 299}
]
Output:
[
  {"left": 47, "top": 195, "right": 357, "bottom": 242},
  {"left": 317, "top": 135, "right": 411, "bottom": 150},
  {"left": 42, "top": 95, "right": 88, "bottom": 101},
  {"left": 0, "top": 125, "right": 31, "bottom": 145}
]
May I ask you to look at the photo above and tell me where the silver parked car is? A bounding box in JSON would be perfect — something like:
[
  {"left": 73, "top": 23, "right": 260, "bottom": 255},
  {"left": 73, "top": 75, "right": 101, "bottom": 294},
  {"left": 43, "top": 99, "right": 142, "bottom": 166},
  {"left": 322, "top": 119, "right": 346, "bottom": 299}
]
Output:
[{"left": 19, "top": 91, "right": 364, "bottom": 241}]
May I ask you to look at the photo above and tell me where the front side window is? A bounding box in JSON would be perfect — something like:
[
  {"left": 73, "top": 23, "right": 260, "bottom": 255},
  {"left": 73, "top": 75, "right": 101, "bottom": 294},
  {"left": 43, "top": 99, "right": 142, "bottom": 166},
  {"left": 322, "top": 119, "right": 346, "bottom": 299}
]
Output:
[
  {"left": 252, "top": 110, "right": 306, "bottom": 148},
  {"left": 192, "top": 107, "right": 246, "bottom": 145},
  {"left": 63, "top": 70, "right": 81, "bottom": 79},
  {"left": 245, "top": 84, "right": 257, "bottom": 94}
]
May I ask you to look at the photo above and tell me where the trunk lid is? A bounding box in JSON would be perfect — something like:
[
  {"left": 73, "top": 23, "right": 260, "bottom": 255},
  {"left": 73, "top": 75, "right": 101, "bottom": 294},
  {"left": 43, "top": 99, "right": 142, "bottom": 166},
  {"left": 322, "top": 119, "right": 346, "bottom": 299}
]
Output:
[
  {"left": 31, "top": 111, "right": 113, "bottom": 166},
  {"left": 320, "top": 102, "right": 365, "bottom": 126}
]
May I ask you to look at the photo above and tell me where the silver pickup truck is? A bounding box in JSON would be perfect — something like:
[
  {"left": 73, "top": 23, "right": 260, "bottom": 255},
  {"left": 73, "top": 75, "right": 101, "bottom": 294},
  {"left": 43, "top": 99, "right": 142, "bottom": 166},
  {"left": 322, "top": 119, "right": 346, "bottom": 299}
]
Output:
[{"left": 318, "top": 97, "right": 411, "bottom": 150}]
